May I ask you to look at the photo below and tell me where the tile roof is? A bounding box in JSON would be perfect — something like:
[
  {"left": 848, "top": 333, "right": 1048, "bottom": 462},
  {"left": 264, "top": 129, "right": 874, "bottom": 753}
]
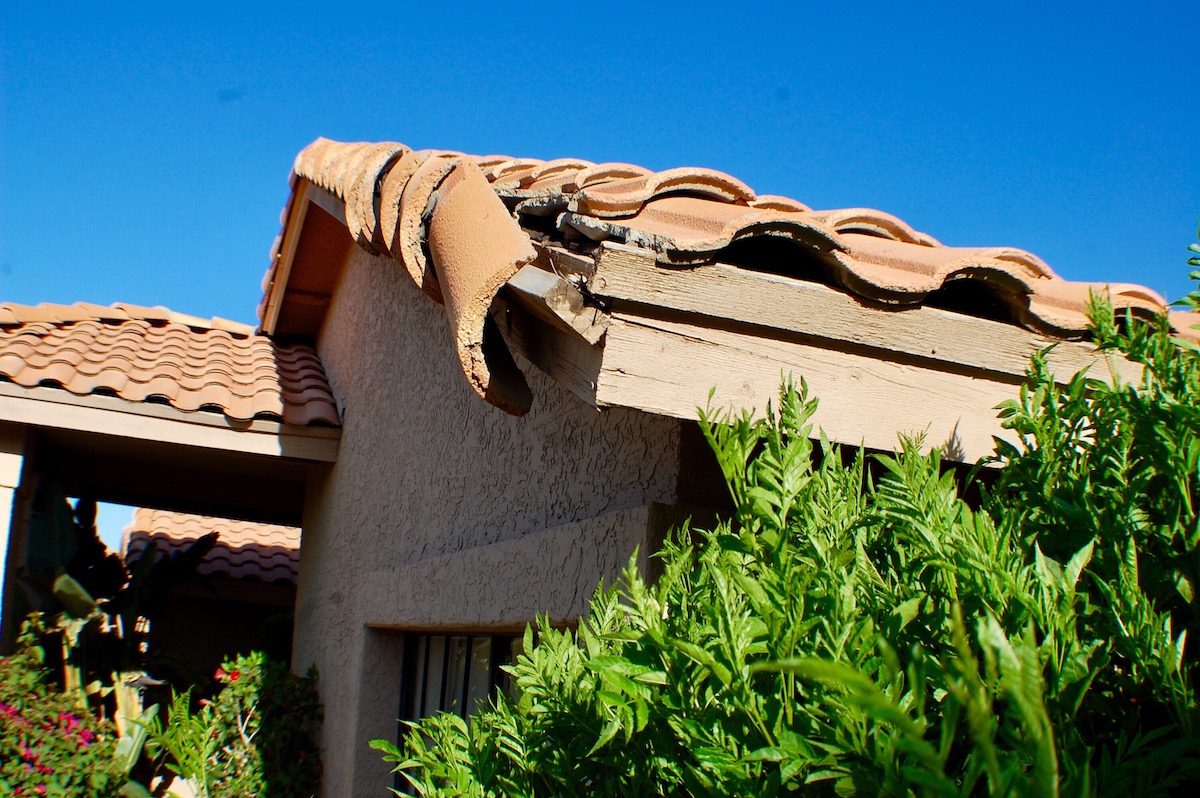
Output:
[
  {"left": 0, "top": 302, "right": 340, "bottom": 427},
  {"left": 122, "top": 508, "right": 301, "bottom": 586},
  {"left": 267, "top": 137, "right": 1200, "bottom": 415}
]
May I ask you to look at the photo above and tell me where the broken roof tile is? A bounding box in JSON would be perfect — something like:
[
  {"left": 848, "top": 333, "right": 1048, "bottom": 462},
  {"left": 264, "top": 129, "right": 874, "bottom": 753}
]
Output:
[
  {"left": 0, "top": 302, "right": 339, "bottom": 426},
  {"left": 345, "top": 142, "right": 409, "bottom": 254},
  {"left": 563, "top": 195, "right": 845, "bottom": 264}
]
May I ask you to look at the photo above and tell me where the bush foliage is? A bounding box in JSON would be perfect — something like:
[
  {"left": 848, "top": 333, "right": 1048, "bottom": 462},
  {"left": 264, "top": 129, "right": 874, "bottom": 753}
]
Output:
[
  {"left": 0, "top": 623, "right": 123, "bottom": 797},
  {"left": 376, "top": 284, "right": 1200, "bottom": 795},
  {"left": 148, "top": 651, "right": 322, "bottom": 798}
]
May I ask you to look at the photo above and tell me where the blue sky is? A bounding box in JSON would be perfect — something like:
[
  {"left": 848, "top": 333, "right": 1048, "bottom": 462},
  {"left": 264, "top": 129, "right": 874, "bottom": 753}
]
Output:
[
  {"left": 2, "top": 2, "right": 1199, "bottom": 545},
  {"left": 3, "top": 1, "right": 1198, "bottom": 320}
]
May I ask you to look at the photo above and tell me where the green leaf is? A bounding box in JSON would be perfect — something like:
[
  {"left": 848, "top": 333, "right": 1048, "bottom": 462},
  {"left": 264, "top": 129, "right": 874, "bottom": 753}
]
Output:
[
  {"left": 1176, "top": 570, "right": 1195, "bottom": 604},
  {"left": 115, "top": 703, "right": 159, "bottom": 776},
  {"left": 52, "top": 572, "right": 98, "bottom": 618},
  {"left": 118, "top": 782, "right": 154, "bottom": 798},
  {"left": 588, "top": 717, "right": 622, "bottom": 755},
  {"left": 891, "top": 596, "right": 924, "bottom": 630},
  {"left": 1063, "top": 539, "right": 1095, "bottom": 593}
]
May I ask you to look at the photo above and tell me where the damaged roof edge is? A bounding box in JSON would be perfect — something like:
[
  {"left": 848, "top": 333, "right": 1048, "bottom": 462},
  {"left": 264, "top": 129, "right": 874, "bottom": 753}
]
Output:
[{"left": 266, "top": 137, "right": 1199, "bottom": 418}]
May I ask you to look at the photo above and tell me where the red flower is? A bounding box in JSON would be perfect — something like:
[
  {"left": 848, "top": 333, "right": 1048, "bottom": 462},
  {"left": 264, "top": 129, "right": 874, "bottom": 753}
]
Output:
[{"left": 229, "top": 670, "right": 241, "bottom": 681}]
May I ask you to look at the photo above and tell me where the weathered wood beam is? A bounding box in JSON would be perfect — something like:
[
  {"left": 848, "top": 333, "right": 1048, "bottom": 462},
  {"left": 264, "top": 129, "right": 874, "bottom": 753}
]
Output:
[
  {"left": 306, "top": 183, "right": 348, "bottom": 225},
  {"left": 503, "top": 264, "right": 608, "bottom": 344},
  {"left": 592, "top": 242, "right": 1137, "bottom": 384},
  {"left": 596, "top": 311, "right": 1022, "bottom": 463},
  {"left": 262, "top": 180, "right": 314, "bottom": 336},
  {"left": 536, "top": 244, "right": 596, "bottom": 280}
]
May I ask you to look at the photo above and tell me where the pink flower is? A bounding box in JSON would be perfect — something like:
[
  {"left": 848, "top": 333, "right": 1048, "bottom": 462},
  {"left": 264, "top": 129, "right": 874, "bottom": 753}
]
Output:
[{"left": 58, "top": 712, "right": 80, "bottom": 731}]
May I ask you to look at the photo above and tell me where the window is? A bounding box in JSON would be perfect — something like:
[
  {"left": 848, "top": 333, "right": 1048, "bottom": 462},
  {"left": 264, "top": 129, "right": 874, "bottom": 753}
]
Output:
[
  {"left": 394, "top": 633, "right": 517, "bottom": 793},
  {"left": 398, "top": 633, "right": 517, "bottom": 723}
]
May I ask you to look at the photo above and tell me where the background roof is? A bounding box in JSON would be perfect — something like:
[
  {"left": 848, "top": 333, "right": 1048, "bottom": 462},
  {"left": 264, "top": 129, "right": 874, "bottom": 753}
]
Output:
[
  {"left": 123, "top": 508, "right": 301, "bottom": 586},
  {"left": 2, "top": 1, "right": 1198, "bottom": 327}
]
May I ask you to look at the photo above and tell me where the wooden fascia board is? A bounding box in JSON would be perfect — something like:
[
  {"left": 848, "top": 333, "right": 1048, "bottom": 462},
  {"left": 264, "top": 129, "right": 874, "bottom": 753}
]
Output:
[
  {"left": 591, "top": 242, "right": 1139, "bottom": 385},
  {"left": 0, "top": 383, "right": 339, "bottom": 462},
  {"left": 595, "top": 311, "right": 1022, "bottom": 464},
  {"left": 502, "top": 264, "right": 608, "bottom": 344},
  {"left": 261, "top": 179, "right": 348, "bottom": 337}
]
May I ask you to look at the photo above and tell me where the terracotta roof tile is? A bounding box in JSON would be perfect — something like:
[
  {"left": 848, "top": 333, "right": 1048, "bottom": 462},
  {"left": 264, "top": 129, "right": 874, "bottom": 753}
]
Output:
[
  {"left": 270, "top": 137, "right": 1197, "bottom": 415},
  {"left": 0, "top": 302, "right": 339, "bottom": 427},
  {"left": 806, "top": 208, "right": 937, "bottom": 246},
  {"left": 122, "top": 508, "right": 301, "bottom": 586}
]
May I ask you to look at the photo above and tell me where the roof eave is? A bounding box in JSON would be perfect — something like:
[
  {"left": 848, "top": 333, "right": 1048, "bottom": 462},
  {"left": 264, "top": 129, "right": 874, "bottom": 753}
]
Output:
[
  {"left": 260, "top": 177, "right": 354, "bottom": 339},
  {"left": 0, "top": 381, "right": 340, "bottom": 462}
]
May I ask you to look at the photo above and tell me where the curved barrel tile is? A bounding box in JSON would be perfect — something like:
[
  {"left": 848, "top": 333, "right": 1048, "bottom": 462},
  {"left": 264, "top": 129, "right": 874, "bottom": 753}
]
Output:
[
  {"left": 0, "top": 303, "right": 339, "bottom": 426},
  {"left": 569, "top": 167, "right": 756, "bottom": 218}
]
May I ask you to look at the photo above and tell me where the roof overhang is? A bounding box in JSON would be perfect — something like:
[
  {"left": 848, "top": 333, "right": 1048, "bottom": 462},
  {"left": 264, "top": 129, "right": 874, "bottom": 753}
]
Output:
[
  {"left": 0, "top": 386, "right": 332, "bottom": 527},
  {"left": 494, "top": 242, "right": 1140, "bottom": 463},
  {"left": 267, "top": 138, "right": 1161, "bottom": 465},
  {"left": 271, "top": 181, "right": 1139, "bottom": 464},
  {"left": 0, "top": 382, "right": 339, "bottom": 463}
]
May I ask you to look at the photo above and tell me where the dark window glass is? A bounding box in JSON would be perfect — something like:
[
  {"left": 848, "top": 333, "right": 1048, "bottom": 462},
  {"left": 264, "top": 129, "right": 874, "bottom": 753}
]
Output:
[{"left": 393, "top": 633, "right": 516, "bottom": 793}]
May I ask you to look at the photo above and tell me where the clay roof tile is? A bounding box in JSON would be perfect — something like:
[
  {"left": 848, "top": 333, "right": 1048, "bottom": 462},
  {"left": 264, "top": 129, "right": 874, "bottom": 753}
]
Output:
[
  {"left": 0, "top": 303, "right": 338, "bottom": 427},
  {"left": 569, "top": 167, "right": 756, "bottom": 218}
]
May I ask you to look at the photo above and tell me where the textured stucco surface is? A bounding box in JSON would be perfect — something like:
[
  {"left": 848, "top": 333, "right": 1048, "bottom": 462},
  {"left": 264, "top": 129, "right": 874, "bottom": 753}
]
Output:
[{"left": 294, "top": 248, "right": 680, "bottom": 796}]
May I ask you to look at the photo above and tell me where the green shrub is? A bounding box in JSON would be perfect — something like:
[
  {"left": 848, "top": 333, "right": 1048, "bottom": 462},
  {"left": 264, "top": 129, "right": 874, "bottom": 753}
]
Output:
[
  {"left": 0, "top": 622, "right": 123, "bottom": 797},
  {"left": 149, "top": 651, "right": 321, "bottom": 798},
  {"left": 375, "top": 290, "right": 1200, "bottom": 795}
]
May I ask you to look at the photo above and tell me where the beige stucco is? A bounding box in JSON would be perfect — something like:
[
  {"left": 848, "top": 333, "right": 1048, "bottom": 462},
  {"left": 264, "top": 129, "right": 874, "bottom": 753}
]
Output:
[{"left": 293, "top": 248, "right": 682, "bottom": 796}]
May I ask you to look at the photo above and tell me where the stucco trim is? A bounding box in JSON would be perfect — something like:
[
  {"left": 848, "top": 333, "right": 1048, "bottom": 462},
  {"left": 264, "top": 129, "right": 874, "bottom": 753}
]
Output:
[{"left": 360, "top": 504, "right": 661, "bottom": 630}]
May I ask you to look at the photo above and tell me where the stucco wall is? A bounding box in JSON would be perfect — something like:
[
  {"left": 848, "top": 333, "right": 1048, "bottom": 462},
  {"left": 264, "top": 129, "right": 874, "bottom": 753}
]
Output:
[{"left": 294, "top": 248, "right": 681, "bottom": 796}]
